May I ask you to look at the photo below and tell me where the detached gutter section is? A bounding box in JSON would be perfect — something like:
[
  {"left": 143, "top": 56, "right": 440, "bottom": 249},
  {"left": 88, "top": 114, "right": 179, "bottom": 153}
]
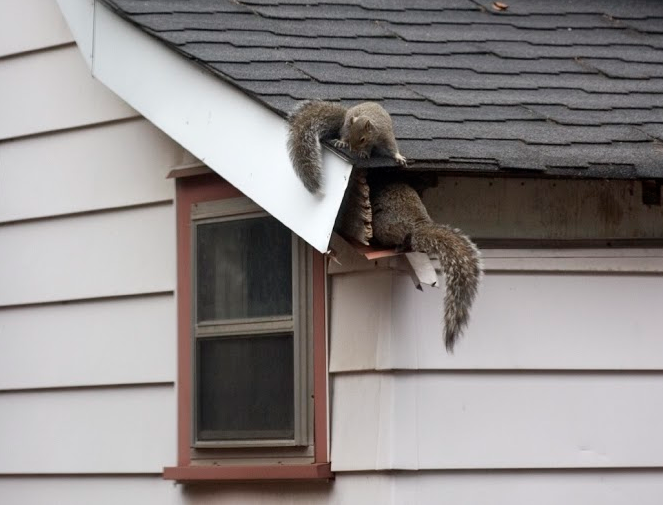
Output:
[{"left": 56, "top": 0, "right": 353, "bottom": 253}]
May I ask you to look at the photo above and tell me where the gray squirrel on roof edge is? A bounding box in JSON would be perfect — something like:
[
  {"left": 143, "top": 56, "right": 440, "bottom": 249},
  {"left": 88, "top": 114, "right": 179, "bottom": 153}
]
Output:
[
  {"left": 287, "top": 100, "right": 407, "bottom": 193},
  {"left": 287, "top": 100, "right": 481, "bottom": 352}
]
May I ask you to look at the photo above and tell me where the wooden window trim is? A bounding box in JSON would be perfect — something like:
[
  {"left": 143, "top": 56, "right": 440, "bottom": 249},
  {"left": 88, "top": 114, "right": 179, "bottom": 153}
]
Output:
[
  {"left": 163, "top": 173, "right": 332, "bottom": 482},
  {"left": 191, "top": 202, "right": 306, "bottom": 449}
]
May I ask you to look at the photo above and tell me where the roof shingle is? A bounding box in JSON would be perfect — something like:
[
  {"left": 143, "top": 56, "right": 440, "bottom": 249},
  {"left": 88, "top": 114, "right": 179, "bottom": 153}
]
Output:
[{"left": 101, "top": 0, "right": 663, "bottom": 178}]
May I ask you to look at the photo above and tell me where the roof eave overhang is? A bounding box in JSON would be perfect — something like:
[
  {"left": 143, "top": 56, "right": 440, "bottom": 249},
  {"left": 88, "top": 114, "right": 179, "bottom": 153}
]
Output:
[{"left": 56, "top": 0, "right": 353, "bottom": 253}]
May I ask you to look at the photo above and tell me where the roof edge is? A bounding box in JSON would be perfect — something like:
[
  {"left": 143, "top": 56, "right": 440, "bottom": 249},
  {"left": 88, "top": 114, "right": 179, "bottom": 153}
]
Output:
[{"left": 56, "top": 0, "right": 353, "bottom": 253}]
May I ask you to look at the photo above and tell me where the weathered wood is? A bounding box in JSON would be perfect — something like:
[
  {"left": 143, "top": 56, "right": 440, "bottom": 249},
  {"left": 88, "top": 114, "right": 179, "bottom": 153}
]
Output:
[
  {"left": 327, "top": 234, "right": 393, "bottom": 275},
  {"left": 335, "top": 170, "right": 373, "bottom": 245},
  {"left": 423, "top": 177, "right": 663, "bottom": 241}
]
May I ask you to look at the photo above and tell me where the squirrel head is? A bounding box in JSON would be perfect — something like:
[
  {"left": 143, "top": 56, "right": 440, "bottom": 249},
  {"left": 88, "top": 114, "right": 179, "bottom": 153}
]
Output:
[{"left": 348, "top": 116, "right": 375, "bottom": 153}]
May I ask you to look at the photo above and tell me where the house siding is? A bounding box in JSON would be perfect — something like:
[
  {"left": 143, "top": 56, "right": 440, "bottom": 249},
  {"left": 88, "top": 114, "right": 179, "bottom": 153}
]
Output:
[
  {"left": 0, "top": 119, "right": 180, "bottom": 224},
  {"left": 2, "top": 2, "right": 663, "bottom": 504},
  {"left": 330, "top": 266, "right": 663, "bottom": 371},
  {"left": 0, "top": 0, "right": 73, "bottom": 58},
  {"left": 4, "top": 473, "right": 663, "bottom": 505},
  {"left": 0, "top": 44, "right": 137, "bottom": 140},
  {"left": 331, "top": 370, "right": 663, "bottom": 470},
  {"left": 326, "top": 254, "right": 663, "bottom": 501},
  {"left": 0, "top": 295, "right": 174, "bottom": 390},
  {"left": 0, "top": 0, "right": 180, "bottom": 496}
]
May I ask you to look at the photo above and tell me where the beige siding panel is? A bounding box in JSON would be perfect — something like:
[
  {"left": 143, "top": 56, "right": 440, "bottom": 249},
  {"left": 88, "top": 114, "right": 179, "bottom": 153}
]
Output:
[
  {"left": 0, "top": 385, "right": 174, "bottom": 473},
  {"left": 4, "top": 472, "right": 662, "bottom": 505},
  {"left": 0, "top": 45, "right": 137, "bottom": 140},
  {"left": 0, "top": 471, "right": 663, "bottom": 505},
  {"left": 331, "top": 372, "right": 663, "bottom": 471},
  {"left": 329, "top": 271, "right": 395, "bottom": 373},
  {"left": 0, "top": 204, "right": 175, "bottom": 307},
  {"left": 0, "top": 477, "right": 178, "bottom": 505},
  {"left": 330, "top": 268, "right": 663, "bottom": 372},
  {"left": 0, "top": 119, "right": 181, "bottom": 223},
  {"left": 0, "top": 0, "right": 73, "bottom": 57},
  {"left": 1, "top": 472, "right": 662, "bottom": 505},
  {"left": 383, "top": 471, "right": 663, "bottom": 505},
  {"left": 0, "top": 294, "right": 175, "bottom": 390}
]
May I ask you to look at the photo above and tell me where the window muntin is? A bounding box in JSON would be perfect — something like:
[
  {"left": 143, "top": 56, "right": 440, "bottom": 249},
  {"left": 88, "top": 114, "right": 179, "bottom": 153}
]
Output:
[{"left": 191, "top": 199, "right": 310, "bottom": 448}]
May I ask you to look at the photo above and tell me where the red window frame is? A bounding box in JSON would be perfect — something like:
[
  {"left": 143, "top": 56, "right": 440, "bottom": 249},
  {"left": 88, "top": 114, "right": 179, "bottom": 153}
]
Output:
[{"left": 163, "top": 173, "right": 332, "bottom": 482}]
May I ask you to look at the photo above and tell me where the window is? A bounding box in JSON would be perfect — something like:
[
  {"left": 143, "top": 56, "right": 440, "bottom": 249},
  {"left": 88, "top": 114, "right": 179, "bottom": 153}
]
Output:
[
  {"left": 164, "top": 173, "right": 331, "bottom": 482},
  {"left": 193, "top": 203, "right": 303, "bottom": 447}
]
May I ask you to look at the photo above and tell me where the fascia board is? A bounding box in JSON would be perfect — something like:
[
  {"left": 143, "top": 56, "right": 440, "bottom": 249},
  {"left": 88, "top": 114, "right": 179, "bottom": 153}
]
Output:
[
  {"left": 56, "top": 0, "right": 353, "bottom": 253},
  {"left": 55, "top": 0, "right": 94, "bottom": 68}
]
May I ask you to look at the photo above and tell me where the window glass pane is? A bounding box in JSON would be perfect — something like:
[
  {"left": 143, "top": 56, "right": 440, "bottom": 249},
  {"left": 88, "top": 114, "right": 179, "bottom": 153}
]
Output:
[
  {"left": 196, "top": 334, "right": 294, "bottom": 441},
  {"left": 196, "top": 216, "right": 292, "bottom": 321}
]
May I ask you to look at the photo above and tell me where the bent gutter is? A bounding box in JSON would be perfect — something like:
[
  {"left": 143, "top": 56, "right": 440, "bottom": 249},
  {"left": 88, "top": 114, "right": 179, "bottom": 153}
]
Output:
[{"left": 56, "top": 0, "right": 353, "bottom": 253}]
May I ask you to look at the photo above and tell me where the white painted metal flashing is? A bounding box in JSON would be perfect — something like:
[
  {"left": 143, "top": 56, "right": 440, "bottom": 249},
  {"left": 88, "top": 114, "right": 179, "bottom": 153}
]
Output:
[
  {"left": 55, "top": 0, "right": 353, "bottom": 252},
  {"left": 55, "top": 0, "right": 93, "bottom": 66}
]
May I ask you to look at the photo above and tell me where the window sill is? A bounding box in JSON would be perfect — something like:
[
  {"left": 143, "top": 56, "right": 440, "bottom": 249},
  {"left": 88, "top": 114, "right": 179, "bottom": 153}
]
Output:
[{"left": 163, "top": 463, "right": 333, "bottom": 483}]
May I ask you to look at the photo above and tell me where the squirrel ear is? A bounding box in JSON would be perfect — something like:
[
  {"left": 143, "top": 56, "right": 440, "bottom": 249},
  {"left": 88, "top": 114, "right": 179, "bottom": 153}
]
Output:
[
  {"left": 364, "top": 120, "right": 373, "bottom": 132},
  {"left": 350, "top": 117, "right": 357, "bottom": 125}
]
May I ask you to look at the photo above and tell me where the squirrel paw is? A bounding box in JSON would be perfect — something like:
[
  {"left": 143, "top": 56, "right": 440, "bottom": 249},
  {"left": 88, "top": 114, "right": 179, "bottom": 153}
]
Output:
[
  {"left": 395, "top": 153, "right": 408, "bottom": 166},
  {"left": 333, "top": 139, "right": 349, "bottom": 149},
  {"left": 357, "top": 151, "right": 370, "bottom": 159}
]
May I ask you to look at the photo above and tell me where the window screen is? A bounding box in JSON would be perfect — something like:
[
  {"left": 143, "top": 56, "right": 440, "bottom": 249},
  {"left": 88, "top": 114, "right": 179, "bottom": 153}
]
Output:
[
  {"left": 193, "top": 212, "right": 301, "bottom": 446},
  {"left": 196, "top": 216, "right": 292, "bottom": 322},
  {"left": 196, "top": 334, "right": 294, "bottom": 441}
]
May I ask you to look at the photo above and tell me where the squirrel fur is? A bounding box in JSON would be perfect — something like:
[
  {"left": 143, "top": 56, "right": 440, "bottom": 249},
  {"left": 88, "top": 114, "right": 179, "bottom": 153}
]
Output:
[
  {"left": 287, "top": 101, "right": 407, "bottom": 193},
  {"left": 371, "top": 182, "right": 482, "bottom": 352}
]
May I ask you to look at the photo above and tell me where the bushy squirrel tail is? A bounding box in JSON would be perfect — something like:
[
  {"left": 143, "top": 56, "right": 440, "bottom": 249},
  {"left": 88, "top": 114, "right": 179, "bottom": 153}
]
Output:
[
  {"left": 287, "top": 101, "right": 347, "bottom": 193},
  {"left": 411, "top": 223, "right": 482, "bottom": 351}
]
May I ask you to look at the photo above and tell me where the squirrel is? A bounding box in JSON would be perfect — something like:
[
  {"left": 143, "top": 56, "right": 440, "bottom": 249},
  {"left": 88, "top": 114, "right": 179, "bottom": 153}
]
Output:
[
  {"left": 287, "top": 101, "right": 407, "bottom": 193},
  {"left": 370, "top": 181, "right": 482, "bottom": 352}
]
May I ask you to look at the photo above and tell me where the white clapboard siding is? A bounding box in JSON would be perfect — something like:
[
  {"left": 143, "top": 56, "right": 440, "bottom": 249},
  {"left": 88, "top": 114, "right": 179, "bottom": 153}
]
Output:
[
  {"left": 0, "top": 44, "right": 137, "bottom": 141},
  {"left": 331, "top": 372, "right": 663, "bottom": 471},
  {"left": 330, "top": 268, "right": 663, "bottom": 372},
  {"left": 0, "top": 477, "right": 177, "bottom": 505},
  {"left": 2, "top": 472, "right": 663, "bottom": 505},
  {"left": 0, "top": 294, "right": 175, "bottom": 390},
  {"left": 0, "top": 119, "right": 181, "bottom": 223},
  {"left": 0, "top": 0, "right": 73, "bottom": 58},
  {"left": 382, "top": 471, "right": 663, "bottom": 505},
  {"left": 0, "top": 385, "right": 175, "bottom": 473},
  {"left": 0, "top": 204, "right": 175, "bottom": 307}
]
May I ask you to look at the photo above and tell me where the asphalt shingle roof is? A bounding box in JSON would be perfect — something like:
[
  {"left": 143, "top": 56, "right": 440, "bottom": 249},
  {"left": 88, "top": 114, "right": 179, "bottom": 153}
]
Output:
[{"left": 102, "top": 0, "right": 663, "bottom": 179}]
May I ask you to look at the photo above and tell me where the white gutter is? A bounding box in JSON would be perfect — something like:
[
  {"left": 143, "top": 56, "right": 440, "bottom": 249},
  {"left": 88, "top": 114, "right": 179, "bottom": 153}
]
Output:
[{"left": 56, "top": 0, "right": 353, "bottom": 253}]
